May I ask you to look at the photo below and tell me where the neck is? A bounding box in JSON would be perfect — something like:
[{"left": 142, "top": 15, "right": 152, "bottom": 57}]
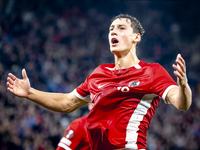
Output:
[{"left": 114, "top": 48, "right": 140, "bottom": 70}]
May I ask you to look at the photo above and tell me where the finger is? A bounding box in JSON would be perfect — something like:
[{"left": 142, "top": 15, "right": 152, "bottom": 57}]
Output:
[
  {"left": 174, "top": 70, "right": 182, "bottom": 79},
  {"left": 176, "top": 59, "right": 186, "bottom": 73},
  {"left": 174, "top": 54, "right": 186, "bottom": 75},
  {"left": 177, "top": 54, "right": 185, "bottom": 66},
  {"left": 7, "top": 82, "right": 13, "bottom": 89},
  {"left": 7, "top": 77, "right": 14, "bottom": 85},
  {"left": 8, "top": 73, "right": 17, "bottom": 81},
  {"left": 7, "top": 87, "right": 14, "bottom": 93},
  {"left": 172, "top": 64, "right": 184, "bottom": 77},
  {"left": 22, "top": 69, "right": 28, "bottom": 80},
  {"left": 176, "top": 54, "right": 185, "bottom": 66}
]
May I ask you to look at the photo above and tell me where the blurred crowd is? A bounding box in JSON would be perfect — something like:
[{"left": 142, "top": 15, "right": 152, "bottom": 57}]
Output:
[{"left": 0, "top": 0, "right": 200, "bottom": 150}]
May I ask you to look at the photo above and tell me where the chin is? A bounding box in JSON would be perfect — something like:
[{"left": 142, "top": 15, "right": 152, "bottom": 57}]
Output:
[
  {"left": 110, "top": 47, "right": 120, "bottom": 53},
  {"left": 110, "top": 47, "right": 129, "bottom": 57}
]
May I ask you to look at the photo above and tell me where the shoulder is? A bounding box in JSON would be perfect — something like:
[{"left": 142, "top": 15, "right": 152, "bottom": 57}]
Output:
[
  {"left": 140, "top": 61, "right": 163, "bottom": 71},
  {"left": 73, "top": 115, "right": 88, "bottom": 127},
  {"left": 141, "top": 61, "right": 161, "bottom": 67},
  {"left": 139, "top": 61, "right": 169, "bottom": 79},
  {"left": 72, "top": 115, "right": 88, "bottom": 124},
  {"left": 67, "top": 115, "right": 88, "bottom": 133},
  {"left": 78, "top": 114, "right": 88, "bottom": 123}
]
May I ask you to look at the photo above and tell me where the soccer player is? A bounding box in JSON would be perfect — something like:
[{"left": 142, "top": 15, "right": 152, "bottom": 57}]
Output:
[
  {"left": 7, "top": 14, "right": 192, "bottom": 150},
  {"left": 56, "top": 103, "right": 93, "bottom": 150}
]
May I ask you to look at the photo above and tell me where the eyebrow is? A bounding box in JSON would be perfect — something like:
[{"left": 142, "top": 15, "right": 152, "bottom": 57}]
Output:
[{"left": 109, "top": 24, "right": 127, "bottom": 29}]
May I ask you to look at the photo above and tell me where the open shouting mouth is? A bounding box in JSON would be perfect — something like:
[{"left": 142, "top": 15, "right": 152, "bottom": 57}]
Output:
[{"left": 111, "top": 38, "right": 119, "bottom": 46}]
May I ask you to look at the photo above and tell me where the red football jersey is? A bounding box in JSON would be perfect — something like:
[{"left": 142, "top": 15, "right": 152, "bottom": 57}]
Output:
[
  {"left": 56, "top": 115, "right": 91, "bottom": 150},
  {"left": 74, "top": 61, "right": 178, "bottom": 150}
]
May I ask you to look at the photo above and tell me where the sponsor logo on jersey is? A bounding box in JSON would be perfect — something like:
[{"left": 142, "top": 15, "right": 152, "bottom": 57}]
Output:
[
  {"left": 128, "top": 80, "right": 140, "bottom": 87},
  {"left": 117, "top": 86, "right": 130, "bottom": 92},
  {"left": 66, "top": 130, "right": 74, "bottom": 139}
]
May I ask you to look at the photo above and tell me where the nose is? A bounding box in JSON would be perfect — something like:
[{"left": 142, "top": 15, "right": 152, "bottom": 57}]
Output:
[
  {"left": 110, "top": 30, "right": 117, "bottom": 36},
  {"left": 110, "top": 27, "right": 117, "bottom": 36}
]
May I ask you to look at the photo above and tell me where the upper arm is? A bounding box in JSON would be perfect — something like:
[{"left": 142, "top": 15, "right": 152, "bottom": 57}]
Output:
[
  {"left": 62, "top": 91, "right": 89, "bottom": 113},
  {"left": 165, "top": 86, "right": 179, "bottom": 107}
]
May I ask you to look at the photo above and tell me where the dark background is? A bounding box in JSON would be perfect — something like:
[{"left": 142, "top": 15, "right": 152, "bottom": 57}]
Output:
[{"left": 0, "top": 0, "right": 200, "bottom": 149}]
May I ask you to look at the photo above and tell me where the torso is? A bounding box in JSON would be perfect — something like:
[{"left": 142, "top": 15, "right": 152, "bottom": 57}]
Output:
[{"left": 76, "top": 61, "right": 177, "bottom": 150}]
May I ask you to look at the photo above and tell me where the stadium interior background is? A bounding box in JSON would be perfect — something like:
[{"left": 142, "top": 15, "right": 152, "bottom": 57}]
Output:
[{"left": 0, "top": 0, "right": 200, "bottom": 149}]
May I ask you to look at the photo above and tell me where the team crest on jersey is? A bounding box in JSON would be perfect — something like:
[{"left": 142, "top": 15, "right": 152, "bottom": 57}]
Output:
[
  {"left": 128, "top": 80, "right": 140, "bottom": 87},
  {"left": 66, "top": 130, "right": 74, "bottom": 139}
]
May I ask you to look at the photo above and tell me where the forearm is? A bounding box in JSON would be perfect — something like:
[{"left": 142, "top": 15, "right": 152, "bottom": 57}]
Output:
[
  {"left": 27, "top": 88, "right": 87, "bottom": 113},
  {"left": 176, "top": 83, "right": 192, "bottom": 110},
  {"left": 170, "top": 54, "right": 192, "bottom": 110},
  {"left": 7, "top": 69, "right": 88, "bottom": 113},
  {"left": 167, "top": 84, "right": 192, "bottom": 110}
]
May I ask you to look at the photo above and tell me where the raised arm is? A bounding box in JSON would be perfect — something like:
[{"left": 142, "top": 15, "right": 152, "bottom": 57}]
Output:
[
  {"left": 165, "top": 54, "right": 192, "bottom": 110},
  {"left": 7, "top": 69, "right": 88, "bottom": 113}
]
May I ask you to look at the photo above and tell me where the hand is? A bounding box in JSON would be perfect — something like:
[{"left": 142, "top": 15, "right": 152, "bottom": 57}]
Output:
[
  {"left": 7, "top": 69, "right": 30, "bottom": 98},
  {"left": 172, "top": 54, "right": 187, "bottom": 87}
]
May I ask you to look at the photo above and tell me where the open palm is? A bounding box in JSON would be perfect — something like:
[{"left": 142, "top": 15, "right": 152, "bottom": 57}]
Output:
[{"left": 7, "top": 69, "right": 30, "bottom": 98}]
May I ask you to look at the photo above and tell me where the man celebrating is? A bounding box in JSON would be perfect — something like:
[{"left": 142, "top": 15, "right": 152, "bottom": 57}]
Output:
[{"left": 7, "top": 14, "right": 192, "bottom": 150}]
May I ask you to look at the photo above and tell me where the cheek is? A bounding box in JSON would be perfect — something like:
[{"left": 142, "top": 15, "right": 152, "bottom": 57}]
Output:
[{"left": 121, "top": 34, "right": 132, "bottom": 45}]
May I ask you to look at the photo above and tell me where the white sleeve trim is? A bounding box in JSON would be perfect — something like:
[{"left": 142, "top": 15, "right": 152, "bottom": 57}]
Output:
[
  {"left": 162, "top": 85, "right": 178, "bottom": 103},
  {"left": 60, "top": 137, "right": 71, "bottom": 146},
  {"left": 58, "top": 142, "right": 72, "bottom": 150},
  {"left": 73, "top": 89, "right": 91, "bottom": 102}
]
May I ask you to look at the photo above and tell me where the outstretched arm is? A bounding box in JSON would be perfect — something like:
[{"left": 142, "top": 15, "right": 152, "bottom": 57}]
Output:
[
  {"left": 166, "top": 54, "right": 192, "bottom": 110},
  {"left": 7, "top": 69, "right": 88, "bottom": 113}
]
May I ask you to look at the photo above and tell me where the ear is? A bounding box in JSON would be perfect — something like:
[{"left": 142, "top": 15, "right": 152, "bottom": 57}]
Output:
[{"left": 133, "top": 33, "right": 141, "bottom": 43}]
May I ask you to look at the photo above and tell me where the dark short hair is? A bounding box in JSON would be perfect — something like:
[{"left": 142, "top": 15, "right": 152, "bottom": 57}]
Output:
[
  {"left": 111, "top": 14, "right": 145, "bottom": 36},
  {"left": 111, "top": 14, "right": 145, "bottom": 46}
]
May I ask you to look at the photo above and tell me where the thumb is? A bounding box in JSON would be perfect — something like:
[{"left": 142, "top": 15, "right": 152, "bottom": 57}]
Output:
[{"left": 22, "top": 69, "right": 28, "bottom": 80}]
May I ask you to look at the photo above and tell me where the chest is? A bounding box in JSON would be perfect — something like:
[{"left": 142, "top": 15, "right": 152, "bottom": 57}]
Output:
[{"left": 88, "top": 68, "right": 153, "bottom": 103}]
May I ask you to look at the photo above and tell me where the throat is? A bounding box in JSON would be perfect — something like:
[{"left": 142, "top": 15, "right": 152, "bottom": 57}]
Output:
[
  {"left": 115, "top": 54, "right": 140, "bottom": 70},
  {"left": 115, "top": 59, "right": 140, "bottom": 70},
  {"left": 114, "top": 48, "right": 139, "bottom": 70}
]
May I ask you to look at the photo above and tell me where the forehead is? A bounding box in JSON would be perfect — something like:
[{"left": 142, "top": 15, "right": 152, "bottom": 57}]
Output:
[{"left": 110, "top": 18, "right": 131, "bottom": 27}]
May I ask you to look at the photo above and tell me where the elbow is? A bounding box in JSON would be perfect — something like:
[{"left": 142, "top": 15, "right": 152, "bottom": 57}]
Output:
[
  {"left": 177, "top": 101, "right": 192, "bottom": 111},
  {"left": 176, "top": 94, "right": 192, "bottom": 111},
  {"left": 177, "top": 106, "right": 189, "bottom": 111},
  {"left": 57, "top": 100, "right": 71, "bottom": 113},
  {"left": 60, "top": 99, "right": 80, "bottom": 114},
  {"left": 51, "top": 105, "right": 72, "bottom": 114},
  {"left": 61, "top": 104, "right": 73, "bottom": 113}
]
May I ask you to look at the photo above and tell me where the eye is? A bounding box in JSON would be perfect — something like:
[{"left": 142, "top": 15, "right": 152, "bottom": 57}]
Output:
[
  {"left": 109, "top": 28, "right": 113, "bottom": 31},
  {"left": 120, "top": 27, "right": 125, "bottom": 30}
]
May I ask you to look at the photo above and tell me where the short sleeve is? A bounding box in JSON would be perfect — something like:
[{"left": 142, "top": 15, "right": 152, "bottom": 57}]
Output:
[
  {"left": 150, "top": 64, "right": 178, "bottom": 103},
  {"left": 74, "top": 75, "right": 91, "bottom": 102}
]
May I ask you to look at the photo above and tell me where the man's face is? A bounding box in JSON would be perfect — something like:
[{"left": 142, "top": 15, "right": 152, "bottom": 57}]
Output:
[{"left": 108, "top": 18, "right": 136, "bottom": 54}]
